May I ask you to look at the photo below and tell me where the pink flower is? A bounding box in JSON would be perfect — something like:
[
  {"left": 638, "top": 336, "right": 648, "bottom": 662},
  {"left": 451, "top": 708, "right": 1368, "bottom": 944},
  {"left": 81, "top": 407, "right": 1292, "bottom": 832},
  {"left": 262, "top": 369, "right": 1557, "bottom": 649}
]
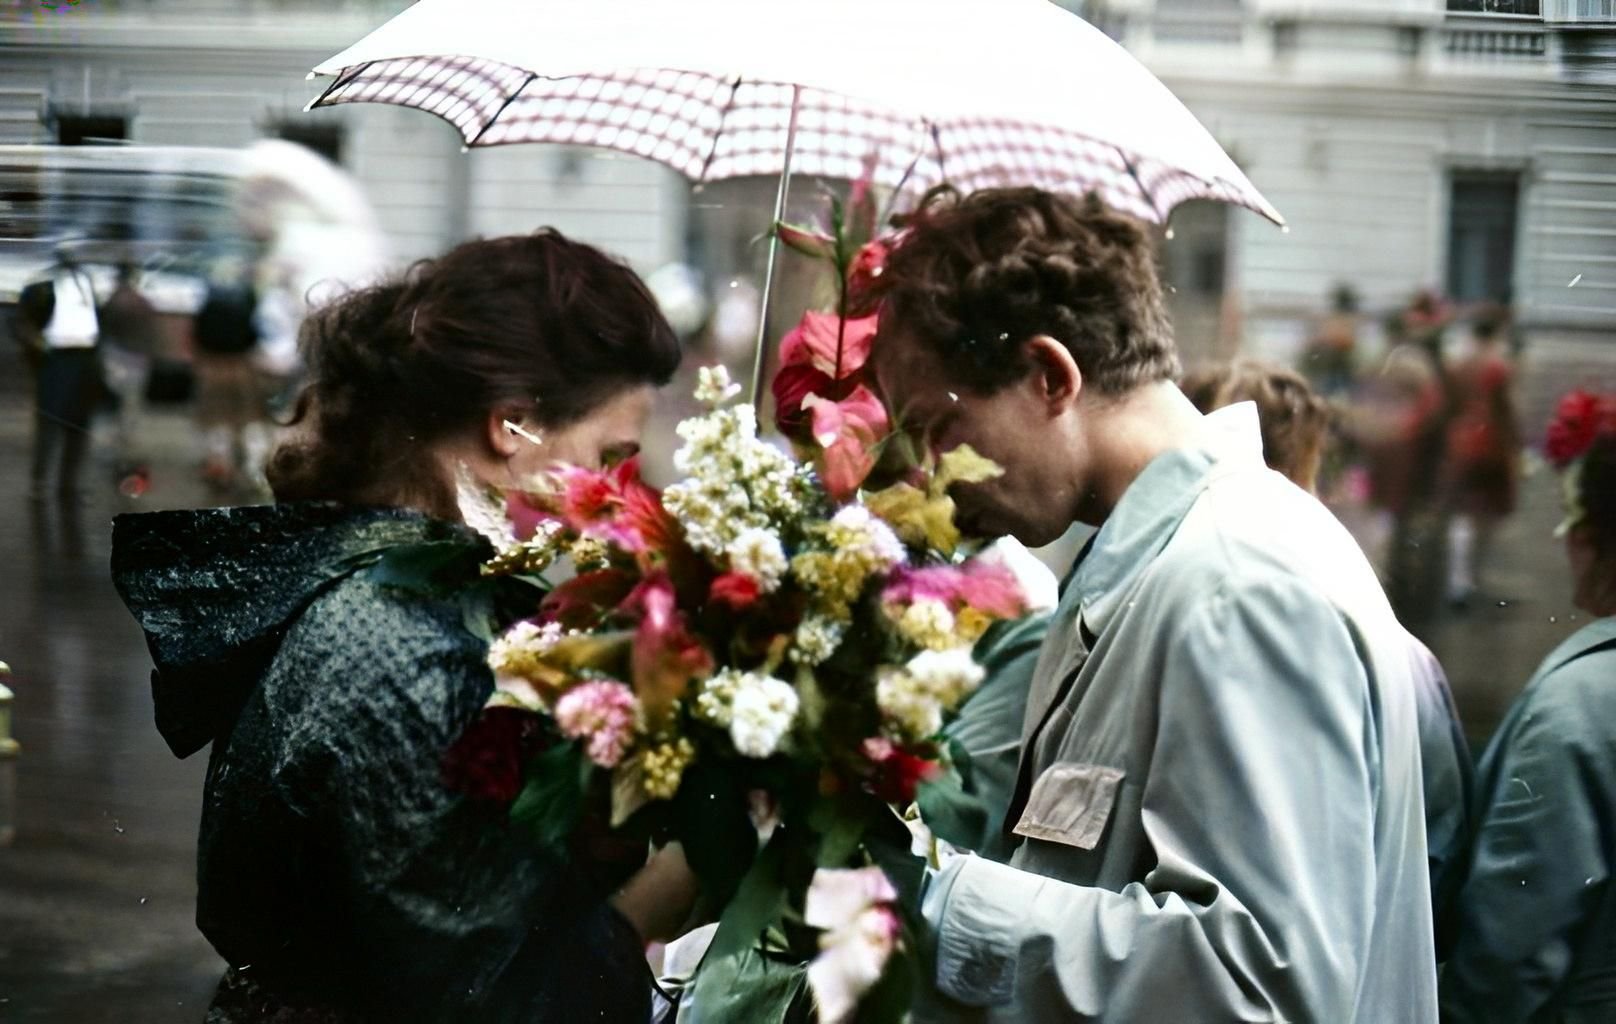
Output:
[
  {"left": 804, "top": 867, "right": 903, "bottom": 1024},
  {"left": 778, "top": 310, "right": 879, "bottom": 381},
  {"left": 844, "top": 239, "right": 891, "bottom": 318},
  {"left": 802, "top": 384, "right": 890, "bottom": 502},
  {"left": 881, "top": 560, "right": 1029, "bottom": 619},
  {"left": 553, "top": 680, "right": 639, "bottom": 768}
]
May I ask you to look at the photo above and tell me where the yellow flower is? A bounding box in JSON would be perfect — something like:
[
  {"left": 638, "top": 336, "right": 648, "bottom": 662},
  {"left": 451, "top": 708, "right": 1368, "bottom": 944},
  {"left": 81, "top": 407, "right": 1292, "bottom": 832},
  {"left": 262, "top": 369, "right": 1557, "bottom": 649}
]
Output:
[
  {"left": 892, "top": 599, "right": 957, "bottom": 651},
  {"left": 641, "top": 737, "right": 697, "bottom": 800},
  {"left": 954, "top": 607, "right": 993, "bottom": 646}
]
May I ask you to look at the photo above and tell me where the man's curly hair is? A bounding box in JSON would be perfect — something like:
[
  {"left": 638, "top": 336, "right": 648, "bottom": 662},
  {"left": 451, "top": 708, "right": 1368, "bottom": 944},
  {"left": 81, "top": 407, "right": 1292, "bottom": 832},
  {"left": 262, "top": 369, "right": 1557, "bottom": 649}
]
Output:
[{"left": 872, "top": 186, "right": 1179, "bottom": 395}]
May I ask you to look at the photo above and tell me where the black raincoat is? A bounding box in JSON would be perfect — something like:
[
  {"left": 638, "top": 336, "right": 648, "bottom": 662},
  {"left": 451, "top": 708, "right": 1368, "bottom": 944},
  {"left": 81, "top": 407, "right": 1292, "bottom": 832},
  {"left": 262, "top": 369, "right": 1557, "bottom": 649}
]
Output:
[{"left": 111, "top": 503, "right": 649, "bottom": 1023}]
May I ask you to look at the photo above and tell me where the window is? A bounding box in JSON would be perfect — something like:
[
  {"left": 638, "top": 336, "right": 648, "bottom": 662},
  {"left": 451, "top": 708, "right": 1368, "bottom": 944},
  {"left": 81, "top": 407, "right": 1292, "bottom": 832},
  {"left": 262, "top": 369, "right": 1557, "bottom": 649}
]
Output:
[
  {"left": 1446, "top": 171, "right": 1520, "bottom": 305},
  {"left": 1447, "top": 0, "right": 1542, "bottom": 15},
  {"left": 276, "top": 122, "right": 344, "bottom": 166},
  {"left": 54, "top": 114, "right": 127, "bottom": 146}
]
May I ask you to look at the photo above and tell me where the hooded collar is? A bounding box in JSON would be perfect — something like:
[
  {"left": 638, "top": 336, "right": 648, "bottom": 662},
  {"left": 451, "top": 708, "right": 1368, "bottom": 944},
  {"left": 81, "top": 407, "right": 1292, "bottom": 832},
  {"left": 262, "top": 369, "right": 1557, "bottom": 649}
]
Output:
[{"left": 112, "top": 502, "right": 481, "bottom": 758}]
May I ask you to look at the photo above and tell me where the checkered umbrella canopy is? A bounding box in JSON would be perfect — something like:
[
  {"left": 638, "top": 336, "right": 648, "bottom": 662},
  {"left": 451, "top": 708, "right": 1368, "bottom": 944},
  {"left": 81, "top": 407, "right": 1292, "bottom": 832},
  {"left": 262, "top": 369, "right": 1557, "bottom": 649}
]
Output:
[{"left": 310, "top": 0, "right": 1281, "bottom": 228}]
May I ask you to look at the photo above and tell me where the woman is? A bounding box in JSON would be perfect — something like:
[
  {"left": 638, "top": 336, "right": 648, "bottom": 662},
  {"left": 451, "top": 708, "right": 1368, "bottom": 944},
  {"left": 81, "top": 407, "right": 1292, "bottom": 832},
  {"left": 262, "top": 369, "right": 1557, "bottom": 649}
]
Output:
[
  {"left": 112, "top": 231, "right": 697, "bottom": 1022},
  {"left": 1443, "top": 306, "right": 1521, "bottom": 607},
  {"left": 1440, "top": 422, "right": 1616, "bottom": 1023}
]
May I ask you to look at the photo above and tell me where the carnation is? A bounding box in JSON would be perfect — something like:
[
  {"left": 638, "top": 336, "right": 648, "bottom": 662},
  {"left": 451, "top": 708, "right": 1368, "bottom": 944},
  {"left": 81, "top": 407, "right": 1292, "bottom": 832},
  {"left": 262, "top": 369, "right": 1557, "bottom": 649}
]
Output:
[
  {"left": 721, "top": 673, "right": 801, "bottom": 758},
  {"left": 726, "top": 527, "right": 789, "bottom": 592},
  {"left": 553, "top": 680, "right": 640, "bottom": 768}
]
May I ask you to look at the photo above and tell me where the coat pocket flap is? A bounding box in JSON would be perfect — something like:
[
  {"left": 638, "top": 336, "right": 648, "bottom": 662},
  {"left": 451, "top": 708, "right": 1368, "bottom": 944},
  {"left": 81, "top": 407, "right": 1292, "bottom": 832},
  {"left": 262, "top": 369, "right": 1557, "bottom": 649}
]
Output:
[{"left": 1012, "top": 761, "right": 1125, "bottom": 851}]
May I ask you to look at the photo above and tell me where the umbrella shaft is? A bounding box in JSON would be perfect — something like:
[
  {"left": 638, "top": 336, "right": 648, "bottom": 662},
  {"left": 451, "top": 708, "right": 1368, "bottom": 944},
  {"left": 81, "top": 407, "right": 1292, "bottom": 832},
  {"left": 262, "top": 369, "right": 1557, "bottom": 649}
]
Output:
[{"left": 749, "top": 84, "right": 802, "bottom": 408}]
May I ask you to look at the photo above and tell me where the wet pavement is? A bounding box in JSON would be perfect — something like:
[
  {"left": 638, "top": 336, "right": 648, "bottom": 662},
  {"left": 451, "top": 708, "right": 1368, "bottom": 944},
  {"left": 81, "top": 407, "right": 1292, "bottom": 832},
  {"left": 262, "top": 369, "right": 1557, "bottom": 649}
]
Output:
[{"left": 0, "top": 365, "right": 1587, "bottom": 1021}]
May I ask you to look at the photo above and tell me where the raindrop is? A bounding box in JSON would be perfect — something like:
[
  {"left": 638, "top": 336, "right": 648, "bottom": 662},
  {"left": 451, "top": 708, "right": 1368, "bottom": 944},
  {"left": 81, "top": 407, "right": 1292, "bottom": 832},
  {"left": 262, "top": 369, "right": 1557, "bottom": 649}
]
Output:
[
  {"left": 1164, "top": 227, "right": 1176, "bottom": 240},
  {"left": 997, "top": 333, "right": 1009, "bottom": 341},
  {"left": 1497, "top": 600, "right": 1508, "bottom": 608},
  {"left": 1550, "top": 616, "right": 1557, "bottom": 623},
  {"left": 1168, "top": 285, "right": 1178, "bottom": 294},
  {"left": 692, "top": 183, "right": 706, "bottom": 194},
  {"left": 1568, "top": 273, "right": 1583, "bottom": 288},
  {"left": 1520, "top": 880, "right": 1528, "bottom": 886},
  {"left": 1281, "top": 225, "right": 1292, "bottom": 235},
  {"left": 1587, "top": 878, "right": 1597, "bottom": 886},
  {"left": 947, "top": 392, "right": 959, "bottom": 403},
  {"left": 113, "top": 820, "right": 125, "bottom": 834},
  {"left": 729, "top": 280, "right": 740, "bottom": 289},
  {"left": 139, "top": 896, "right": 148, "bottom": 905}
]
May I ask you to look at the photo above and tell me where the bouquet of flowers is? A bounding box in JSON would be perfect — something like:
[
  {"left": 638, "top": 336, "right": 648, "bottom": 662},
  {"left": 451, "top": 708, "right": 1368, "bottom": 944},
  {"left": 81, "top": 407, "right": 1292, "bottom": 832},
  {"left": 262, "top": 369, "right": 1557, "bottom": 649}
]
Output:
[{"left": 444, "top": 182, "right": 1032, "bottom": 1022}]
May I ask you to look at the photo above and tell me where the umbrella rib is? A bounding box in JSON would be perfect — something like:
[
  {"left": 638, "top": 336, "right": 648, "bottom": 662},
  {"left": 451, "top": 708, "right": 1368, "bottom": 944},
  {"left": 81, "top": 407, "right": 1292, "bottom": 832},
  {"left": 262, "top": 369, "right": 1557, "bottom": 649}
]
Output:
[
  {"left": 697, "top": 75, "right": 743, "bottom": 184},
  {"left": 1117, "top": 147, "right": 1165, "bottom": 224},
  {"left": 930, "top": 123, "right": 946, "bottom": 185},
  {"left": 306, "top": 61, "right": 368, "bottom": 113},
  {"left": 466, "top": 71, "right": 537, "bottom": 148}
]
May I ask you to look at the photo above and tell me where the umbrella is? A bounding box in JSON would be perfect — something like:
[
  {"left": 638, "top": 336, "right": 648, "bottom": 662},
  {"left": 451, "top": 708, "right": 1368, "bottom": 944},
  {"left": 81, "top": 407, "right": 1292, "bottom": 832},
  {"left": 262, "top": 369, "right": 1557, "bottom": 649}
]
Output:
[{"left": 309, "top": 0, "right": 1281, "bottom": 398}]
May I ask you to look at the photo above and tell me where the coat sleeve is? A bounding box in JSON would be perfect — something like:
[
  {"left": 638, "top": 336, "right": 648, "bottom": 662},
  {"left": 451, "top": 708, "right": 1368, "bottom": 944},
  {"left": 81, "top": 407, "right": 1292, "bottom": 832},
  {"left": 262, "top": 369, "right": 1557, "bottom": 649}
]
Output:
[
  {"left": 1438, "top": 667, "right": 1612, "bottom": 1023},
  {"left": 279, "top": 598, "right": 650, "bottom": 1023},
  {"left": 919, "top": 574, "right": 1380, "bottom": 1022}
]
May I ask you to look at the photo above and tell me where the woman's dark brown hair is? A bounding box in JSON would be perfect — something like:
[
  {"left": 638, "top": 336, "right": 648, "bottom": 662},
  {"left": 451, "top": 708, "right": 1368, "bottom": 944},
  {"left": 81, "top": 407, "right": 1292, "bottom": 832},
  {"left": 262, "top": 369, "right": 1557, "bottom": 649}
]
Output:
[
  {"left": 870, "top": 185, "right": 1179, "bottom": 395},
  {"left": 266, "top": 230, "right": 680, "bottom": 516}
]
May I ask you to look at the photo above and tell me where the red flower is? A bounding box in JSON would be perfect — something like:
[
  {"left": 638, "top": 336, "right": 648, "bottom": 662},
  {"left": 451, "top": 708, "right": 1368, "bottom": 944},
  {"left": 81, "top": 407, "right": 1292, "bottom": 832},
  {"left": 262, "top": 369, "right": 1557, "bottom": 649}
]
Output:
[
  {"left": 442, "top": 706, "right": 549, "bottom": 803},
  {"left": 625, "top": 573, "right": 715, "bottom": 728},
  {"left": 1545, "top": 390, "right": 1616, "bottom": 469},
  {"left": 845, "top": 239, "right": 892, "bottom": 318},
  {"left": 546, "top": 457, "right": 679, "bottom": 556},
  {"left": 539, "top": 568, "right": 639, "bottom": 630},
  {"left": 708, "top": 572, "right": 763, "bottom": 612},
  {"left": 860, "top": 737, "right": 942, "bottom": 805}
]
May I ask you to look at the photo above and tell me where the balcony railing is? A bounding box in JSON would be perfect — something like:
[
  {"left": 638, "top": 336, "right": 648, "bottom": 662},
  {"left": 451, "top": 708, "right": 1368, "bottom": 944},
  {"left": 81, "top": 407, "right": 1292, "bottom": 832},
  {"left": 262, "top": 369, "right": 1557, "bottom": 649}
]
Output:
[
  {"left": 1444, "top": 20, "right": 1550, "bottom": 53},
  {"left": 1447, "top": 0, "right": 1542, "bottom": 14}
]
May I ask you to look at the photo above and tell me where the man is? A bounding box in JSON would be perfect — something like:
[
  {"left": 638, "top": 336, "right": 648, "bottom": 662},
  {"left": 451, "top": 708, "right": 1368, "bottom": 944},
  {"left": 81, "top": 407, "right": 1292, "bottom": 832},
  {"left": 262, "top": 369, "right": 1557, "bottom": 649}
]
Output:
[
  {"left": 98, "top": 261, "right": 161, "bottom": 475},
  {"left": 19, "top": 244, "right": 102, "bottom": 499},
  {"left": 869, "top": 187, "right": 1437, "bottom": 1021}
]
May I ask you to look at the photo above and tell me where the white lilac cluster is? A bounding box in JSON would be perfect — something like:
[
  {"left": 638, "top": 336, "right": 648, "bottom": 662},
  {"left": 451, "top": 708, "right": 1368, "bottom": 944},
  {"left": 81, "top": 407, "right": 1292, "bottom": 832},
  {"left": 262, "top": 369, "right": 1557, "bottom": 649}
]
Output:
[
  {"left": 726, "top": 526, "right": 789, "bottom": 592},
  {"left": 662, "top": 379, "right": 803, "bottom": 559},
  {"left": 486, "top": 620, "right": 566, "bottom": 709},
  {"left": 693, "top": 363, "right": 744, "bottom": 406},
  {"left": 789, "top": 505, "right": 908, "bottom": 618},
  {"left": 875, "top": 646, "right": 985, "bottom": 742},
  {"left": 790, "top": 613, "right": 848, "bottom": 667},
  {"left": 695, "top": 668, "right": 800, "bottom": 758},
  {"left": 891, "top": 598, "right": 957, "bottom": 651}
]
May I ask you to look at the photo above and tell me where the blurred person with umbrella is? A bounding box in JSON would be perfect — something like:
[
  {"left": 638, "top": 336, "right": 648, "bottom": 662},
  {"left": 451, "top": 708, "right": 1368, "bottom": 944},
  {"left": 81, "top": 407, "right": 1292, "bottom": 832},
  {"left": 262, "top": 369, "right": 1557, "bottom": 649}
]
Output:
[{"left": 16, "top": 242, "right": 102, "bottom": 501}]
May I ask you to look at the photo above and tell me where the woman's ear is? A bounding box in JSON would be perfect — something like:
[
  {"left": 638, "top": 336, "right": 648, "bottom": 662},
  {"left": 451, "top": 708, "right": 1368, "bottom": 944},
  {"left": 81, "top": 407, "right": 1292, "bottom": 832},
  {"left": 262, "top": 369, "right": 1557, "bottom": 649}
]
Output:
[
  {"left": 484, "top": 405, "right": 534, "bottom": 460},
  {"left": 1024, "top": 335, "right": 1083, "bottom": 413}
]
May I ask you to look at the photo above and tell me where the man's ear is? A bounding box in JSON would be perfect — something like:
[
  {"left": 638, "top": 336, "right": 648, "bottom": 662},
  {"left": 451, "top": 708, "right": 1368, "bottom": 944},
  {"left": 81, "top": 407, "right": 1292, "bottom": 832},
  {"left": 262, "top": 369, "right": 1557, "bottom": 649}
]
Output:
[{"left": 1024, "top": 335, "right": 1082, "bottom": 413}]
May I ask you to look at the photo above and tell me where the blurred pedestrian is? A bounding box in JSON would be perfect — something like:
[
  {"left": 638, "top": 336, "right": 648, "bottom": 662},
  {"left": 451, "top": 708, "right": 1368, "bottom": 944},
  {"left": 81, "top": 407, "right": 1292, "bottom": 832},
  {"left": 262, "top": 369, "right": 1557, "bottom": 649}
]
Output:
[
  {"left": 1443, "top": 304, "right": 1521, "bottom": 608},
  {"left": 1299, "top": 282, "right": 1360, "bottom": 400},
  {"left": 98, "top": 261, "right": 161, "bottom": 476},
  {"left": 192, "top": 258, "right": 263, "bottom": 491},
  {"left": 1185, "top": 358, "right": 1475, "bottom": 953},
  {"left": 1440, "top": 401, "right": 1616, "bottom": 1024},
  {"left": 17, "top": 244, "right": 101, "bottom": 501}
]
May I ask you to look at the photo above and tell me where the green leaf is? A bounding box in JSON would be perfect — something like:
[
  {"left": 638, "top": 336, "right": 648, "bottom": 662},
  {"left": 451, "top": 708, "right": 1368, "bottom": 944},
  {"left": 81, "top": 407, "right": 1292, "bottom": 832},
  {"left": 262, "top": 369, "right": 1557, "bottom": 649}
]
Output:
[
  {"left": 459, "top": 581, "right": 497, "bottom": 644},
  {"left": 810, "top": 796, "right": 869, "bottom": 868},
  {"left": 365, "top": 540, "right": 479, "bottom": 594},
  {"left": 684, "top": 945, "right": 811, "bottom": 1023},
  {"left": 864, "top": 813, "right": 928, "bottom": 914},
  {"left": 856, "top": 945, "right": 917, "bottom": 1024},
  {"left": 916, "top": 773, "right": 989, "bottom": 852},
  {"left": 672, "top": 757, "right": 759, "bottom": 909},
  {"left": 509, "top": 742, "right": 589, "bottom": 857},
  {"left": 688, "top": 831, "right": 793, "bottom": 1016}
]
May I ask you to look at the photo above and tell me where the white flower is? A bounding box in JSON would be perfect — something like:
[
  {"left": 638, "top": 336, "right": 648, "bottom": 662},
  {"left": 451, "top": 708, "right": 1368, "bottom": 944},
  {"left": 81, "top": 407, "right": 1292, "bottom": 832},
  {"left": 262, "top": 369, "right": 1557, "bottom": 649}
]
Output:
[
  {"left": 662, "top": 400, "right": 803, "bottom": 559},
  {"left": 486, "top": 620, "right": 566, "bottom": 710},
  {"left": 791, "top": 614, "right": 847, "bottom": 666},
  {"left": 804, "top": 867, "right": 902, "bottom": 1024},
  {"left": 893, "top": 598, "right": 956, "bottom": 650},
  {"left": 726, "top": 527, "right": 789, "bottom": 593},
  {"left": 694, "top": 364, "right": 743, "bottom": 406},
  {"left": 876, "top": 646, "right": 985, "bottom": 741},
  {"left": 827, "top": 505, "right": 905, "bottom": 569},
  {"left": 727, "top": 674, "right": 800, "bottom": 758},
  {"left": 694, "top": 668, "right": 745, "bottom": 727}
]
